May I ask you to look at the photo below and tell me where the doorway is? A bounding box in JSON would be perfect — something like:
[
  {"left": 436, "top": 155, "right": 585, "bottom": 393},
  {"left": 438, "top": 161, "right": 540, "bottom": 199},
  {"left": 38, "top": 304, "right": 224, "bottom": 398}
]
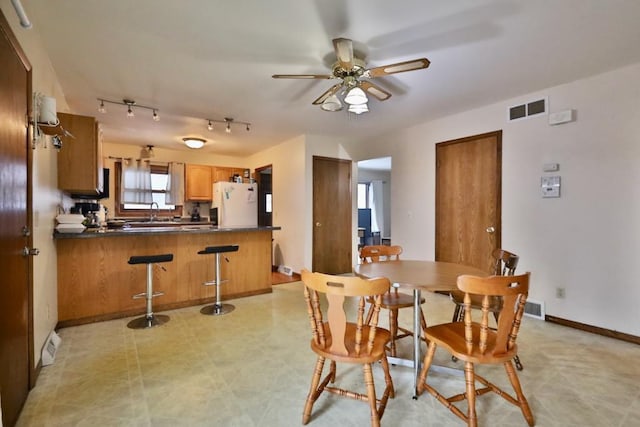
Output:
[
  {"left": 255, "top": 165, "right": 272, "bottom": 227},
  {"left": 312, "top": 156, "right": 352, "bottom": 274},
  {"left": 435, "top": 131, "right": 502, "bottom": 272},
  {"left": 0, "top": 10, "right": 34, "bottom": 427},
  {"left": 357, "top": 157, "right": 391, "bottom": 248}
]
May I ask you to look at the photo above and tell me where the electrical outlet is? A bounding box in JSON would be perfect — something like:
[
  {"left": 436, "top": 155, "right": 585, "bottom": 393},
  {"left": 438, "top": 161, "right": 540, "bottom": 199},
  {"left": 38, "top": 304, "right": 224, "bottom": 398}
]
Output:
[{"left": 556, "top": 287, "right": 566, "bottom": 299}]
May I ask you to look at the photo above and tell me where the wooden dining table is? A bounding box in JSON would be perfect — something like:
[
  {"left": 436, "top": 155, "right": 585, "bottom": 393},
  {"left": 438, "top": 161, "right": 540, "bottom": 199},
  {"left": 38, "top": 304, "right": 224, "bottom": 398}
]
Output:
[{"left": 354, "top": 259, "right": 487, "bottom": 397}]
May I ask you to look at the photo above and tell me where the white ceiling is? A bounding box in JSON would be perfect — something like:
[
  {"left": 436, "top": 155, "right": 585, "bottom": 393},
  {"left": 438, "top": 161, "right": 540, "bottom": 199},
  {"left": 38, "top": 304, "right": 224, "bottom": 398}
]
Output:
[{"left": 20, "top": 0, "right": 640, "bottom": 157}]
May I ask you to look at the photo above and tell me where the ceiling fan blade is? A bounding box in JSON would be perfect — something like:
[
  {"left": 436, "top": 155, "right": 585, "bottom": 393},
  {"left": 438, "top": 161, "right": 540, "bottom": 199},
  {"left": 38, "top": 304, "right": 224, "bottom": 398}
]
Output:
[
  {"left": 359, "top": 81, "right": 392, "bottom": 101},
  {"left": 272, "top": 74, "right": 333, "bottom": 79},
  {"left": 312, "top": 83, "right": 343, "bottom": 105},
  {"left": 367, "top": 58, "right": 430, "bottom": 78},
  {"left": 333, "top": 37, "right": 354, "bottom": 70}
]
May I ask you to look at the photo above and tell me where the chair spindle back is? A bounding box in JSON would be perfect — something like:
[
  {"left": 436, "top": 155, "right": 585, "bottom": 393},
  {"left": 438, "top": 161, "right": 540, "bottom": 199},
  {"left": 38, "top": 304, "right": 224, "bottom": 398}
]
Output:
[
  {"left": 457, "top": 272, "right": 530, "bottom": 356},
  {"left": 302, "top": 270, "right": 390, "bottom": 357}
]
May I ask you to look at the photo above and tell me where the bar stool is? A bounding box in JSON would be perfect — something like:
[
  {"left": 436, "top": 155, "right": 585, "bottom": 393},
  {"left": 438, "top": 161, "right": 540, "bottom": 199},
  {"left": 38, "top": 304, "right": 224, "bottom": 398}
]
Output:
[
  {"left": 199, "top": 244, "right": 239, "bottom": 315},
  {"left": 127, "top": 253, "right": 173, "bottom": 329}
]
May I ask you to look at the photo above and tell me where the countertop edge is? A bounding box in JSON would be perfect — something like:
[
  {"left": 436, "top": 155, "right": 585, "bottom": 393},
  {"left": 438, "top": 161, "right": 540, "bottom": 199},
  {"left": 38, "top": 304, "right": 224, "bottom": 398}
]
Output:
[{"left": 54, "top": 226, "right": 281, "bottom": 239}]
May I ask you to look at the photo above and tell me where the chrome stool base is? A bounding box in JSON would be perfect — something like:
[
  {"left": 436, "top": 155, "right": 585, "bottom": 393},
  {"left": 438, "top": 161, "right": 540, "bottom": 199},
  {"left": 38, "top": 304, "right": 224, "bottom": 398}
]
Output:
[
  {"left": 200, "top": 303, "right": 235, "bottom": 316},
  {"left": 127, "top": 314, "right": 170, "bottom": 329}
]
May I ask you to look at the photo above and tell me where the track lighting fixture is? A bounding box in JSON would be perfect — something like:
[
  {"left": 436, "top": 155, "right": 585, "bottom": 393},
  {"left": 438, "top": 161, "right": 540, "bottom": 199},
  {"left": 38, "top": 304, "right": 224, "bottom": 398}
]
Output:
[
  {"left": 97, "top": 98, "right": 160, "bottom": 122},
  {"left": 203, "top": 117, "right": 251, "bottom": 134}
]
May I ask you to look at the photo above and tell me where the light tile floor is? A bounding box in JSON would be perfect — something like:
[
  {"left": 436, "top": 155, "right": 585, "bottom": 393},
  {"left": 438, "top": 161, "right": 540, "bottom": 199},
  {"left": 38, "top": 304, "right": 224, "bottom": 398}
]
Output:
[{"left": 17, "top": 282, "right": 640, "bottom": 426}]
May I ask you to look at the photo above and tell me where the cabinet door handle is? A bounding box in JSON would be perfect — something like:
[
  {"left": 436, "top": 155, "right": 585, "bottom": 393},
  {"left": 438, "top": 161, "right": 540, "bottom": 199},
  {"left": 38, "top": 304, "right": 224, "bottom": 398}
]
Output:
[{"left": 315, "top": 222, "right": 322, "bottom": 227}]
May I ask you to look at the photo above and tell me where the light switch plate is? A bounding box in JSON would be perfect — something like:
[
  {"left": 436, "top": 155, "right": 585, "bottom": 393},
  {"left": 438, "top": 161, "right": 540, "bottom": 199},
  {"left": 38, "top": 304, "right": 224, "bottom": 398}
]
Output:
[{"left": 541, "top": 176, "right": 561, "bottom": 198}]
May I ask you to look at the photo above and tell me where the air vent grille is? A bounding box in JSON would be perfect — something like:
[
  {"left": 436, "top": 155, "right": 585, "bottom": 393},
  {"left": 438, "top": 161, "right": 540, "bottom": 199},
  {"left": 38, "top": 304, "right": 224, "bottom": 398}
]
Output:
[
  {"left": 524, "top": 299, "right": 545, "bottom": 320},
  {"left": 508, "top": 97, "right": 547, "bottom": 122}
]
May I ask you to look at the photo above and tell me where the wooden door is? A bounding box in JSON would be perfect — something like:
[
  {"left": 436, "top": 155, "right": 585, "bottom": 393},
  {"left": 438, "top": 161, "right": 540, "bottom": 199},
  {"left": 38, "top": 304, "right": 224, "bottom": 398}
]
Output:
[
  {"left": 435, "top": 131, "right": 501, "bottom": 272},
  {"left": 0, "top": 10, "right": 33, "bottom": 427},
  {"left": 312, "top": 156, "right": 352, "bottom": 274}
]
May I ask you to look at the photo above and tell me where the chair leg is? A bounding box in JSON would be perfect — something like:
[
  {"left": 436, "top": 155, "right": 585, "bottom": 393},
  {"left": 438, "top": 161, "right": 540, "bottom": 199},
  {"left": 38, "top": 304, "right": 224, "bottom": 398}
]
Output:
[
  {"left": 388, "top": 309, "right": 399, "bottom": 357},
  {"left": 303, "top": 356, "right": 326, "bottom": 425},
  {"left": 464, "top": 362, "right": 478, "bottom": 427},
  {"left": 504, "top": 361, "right": 535, "bottom": 426},
  {"left": 380, "top": 355, "right": 395, "bottom": 400},
  {"left": 363, "top": 363, "right": 380, "bottom": 427},
  {"left": 417, "top": 341, "right": 437, "bottom": 394}
]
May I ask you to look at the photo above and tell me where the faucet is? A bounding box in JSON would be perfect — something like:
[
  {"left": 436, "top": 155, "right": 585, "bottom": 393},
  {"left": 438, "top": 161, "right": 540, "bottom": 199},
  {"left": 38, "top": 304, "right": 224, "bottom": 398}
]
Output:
[{"left": 149, "top": 202, "right": 159, "bottom": 221}]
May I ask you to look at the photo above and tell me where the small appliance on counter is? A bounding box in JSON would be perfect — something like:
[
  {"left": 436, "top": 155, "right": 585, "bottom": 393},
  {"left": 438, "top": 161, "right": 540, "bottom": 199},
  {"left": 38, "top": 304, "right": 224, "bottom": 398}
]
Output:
[{"left": 190, "top": 202, "right": 201, "bottom": 222}]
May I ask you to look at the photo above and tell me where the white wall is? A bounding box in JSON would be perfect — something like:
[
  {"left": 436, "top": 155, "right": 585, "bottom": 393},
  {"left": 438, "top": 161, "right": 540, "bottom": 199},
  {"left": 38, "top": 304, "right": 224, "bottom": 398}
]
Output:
[
  {"left": 248, "top": 135, "right": 307, "bottom": 272},
  {"left": 345, "top": 63, "right": 640, "bottom": 336},
  {"left": 2, "top": 0, "right": 70, "bottom": 366}
]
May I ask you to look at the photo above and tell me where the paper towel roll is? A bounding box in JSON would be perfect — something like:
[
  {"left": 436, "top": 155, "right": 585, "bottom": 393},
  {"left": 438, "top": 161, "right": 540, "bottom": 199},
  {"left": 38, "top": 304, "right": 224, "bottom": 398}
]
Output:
[{"left": 40, "top": 96, "right": 59, "bottom": 125}]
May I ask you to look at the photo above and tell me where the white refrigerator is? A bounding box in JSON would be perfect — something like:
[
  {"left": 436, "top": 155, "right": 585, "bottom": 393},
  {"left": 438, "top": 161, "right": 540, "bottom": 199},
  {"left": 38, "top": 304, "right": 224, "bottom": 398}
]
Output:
[{"left": 211, "top": 182, "right": 258, "bottom": 227}]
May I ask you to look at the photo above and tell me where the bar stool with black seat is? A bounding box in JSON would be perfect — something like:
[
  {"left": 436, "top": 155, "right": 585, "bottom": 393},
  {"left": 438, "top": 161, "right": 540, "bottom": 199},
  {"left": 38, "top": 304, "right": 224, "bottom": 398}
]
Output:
[
  {"left": 199, "top": 244, "right": 239, "bottom": 315},
  {"left": 127, "top": 253, "right": 173, "bottom": 329}
]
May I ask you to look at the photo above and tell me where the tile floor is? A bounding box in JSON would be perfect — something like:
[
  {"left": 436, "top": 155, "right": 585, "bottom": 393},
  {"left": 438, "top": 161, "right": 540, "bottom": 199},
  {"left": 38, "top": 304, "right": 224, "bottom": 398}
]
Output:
[{"left": 17, "top": 281, "right": 640, "bottom": 426}]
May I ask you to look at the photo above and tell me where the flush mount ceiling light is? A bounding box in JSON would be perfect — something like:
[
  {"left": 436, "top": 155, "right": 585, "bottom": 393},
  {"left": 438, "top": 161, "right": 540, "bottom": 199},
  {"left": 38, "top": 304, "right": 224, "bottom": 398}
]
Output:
[
  {"left": 182, "top": 137, "right": 206, "bottom": 149},
  {"left": 204, "top": 117, "right": 251, "bottom": 134},
  {"left": 97, "top": 98, "right": 160, "bottom": 122}
]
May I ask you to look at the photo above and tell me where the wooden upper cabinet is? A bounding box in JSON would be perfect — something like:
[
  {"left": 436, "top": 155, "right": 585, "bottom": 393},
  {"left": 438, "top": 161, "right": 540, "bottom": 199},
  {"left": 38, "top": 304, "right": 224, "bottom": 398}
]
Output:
[
  {"left": 212, "top": 166, "right": 248, "bottom": 183},
  {"left": 57, "top": 112, "right": 103, "bottom": 195},
  {"left": 185, "top": 164, "right": 212, "bottom": 201},
  {"left": 212, "top": 166, "right": 232, "bottom": 183}
]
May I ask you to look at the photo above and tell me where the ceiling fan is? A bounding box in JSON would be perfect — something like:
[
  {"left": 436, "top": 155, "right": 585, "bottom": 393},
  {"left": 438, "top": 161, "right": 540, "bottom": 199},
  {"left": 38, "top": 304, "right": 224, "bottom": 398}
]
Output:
[{"left": 272, "top": 38, "right": 430, "bottom": 113}]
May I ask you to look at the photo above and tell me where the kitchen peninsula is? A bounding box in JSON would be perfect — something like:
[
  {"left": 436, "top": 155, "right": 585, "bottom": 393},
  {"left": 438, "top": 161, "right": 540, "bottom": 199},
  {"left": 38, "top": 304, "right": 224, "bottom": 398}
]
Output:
[{"left": 55, "top": 225, "right": 280, "bottom": 327}]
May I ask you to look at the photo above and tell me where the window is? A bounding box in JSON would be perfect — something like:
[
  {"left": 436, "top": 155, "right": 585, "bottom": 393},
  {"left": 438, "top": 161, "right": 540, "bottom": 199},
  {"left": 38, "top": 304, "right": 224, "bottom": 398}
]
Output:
[
  {"left": 357, "top": 183, "right": 369, "bottom": 208},
  {"left": 114, "top": 162, "right": 182, "bottom": 217},
  {"left": 265, "top": 193, "right": 272, "bottom": 213}
]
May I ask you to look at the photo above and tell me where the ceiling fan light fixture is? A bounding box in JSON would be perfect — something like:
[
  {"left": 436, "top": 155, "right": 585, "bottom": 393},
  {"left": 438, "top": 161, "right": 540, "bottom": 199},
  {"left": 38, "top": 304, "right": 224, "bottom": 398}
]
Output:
[
  {"left": 344, "top": 86, "right": 368, "bottom": 105},
  {"left": 321, "top": 95, "right": 343, "bottom": 112},
  {"left": 183, "top": 137, "right": 206, "bottom": 149},
  {"left": 348, "top": 103, "right": 369, "bottom": 115}
]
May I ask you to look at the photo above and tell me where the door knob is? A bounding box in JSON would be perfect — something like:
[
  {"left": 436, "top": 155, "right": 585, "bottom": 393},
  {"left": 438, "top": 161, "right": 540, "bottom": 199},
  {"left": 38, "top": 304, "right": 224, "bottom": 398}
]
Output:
[
  {"left": 315, "top": 222, "right": 321, "bottom": 227},
  {"left": 486, "top": 226, "right": 495, "bottom": 234},
  {"left": 23, "top": 247, "right": 40, "bottom": 256}
]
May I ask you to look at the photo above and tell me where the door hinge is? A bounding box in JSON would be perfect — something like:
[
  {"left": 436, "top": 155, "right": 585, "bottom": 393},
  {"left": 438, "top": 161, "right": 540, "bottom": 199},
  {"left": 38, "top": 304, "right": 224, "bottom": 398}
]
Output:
[{"left": 23, "top": 247, "right": 40, "bottom": 256}]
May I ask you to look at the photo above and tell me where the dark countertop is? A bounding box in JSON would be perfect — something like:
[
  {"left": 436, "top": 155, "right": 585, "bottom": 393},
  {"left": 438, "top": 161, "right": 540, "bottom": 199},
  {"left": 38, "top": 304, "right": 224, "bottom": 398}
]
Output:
[{"left": 54, "top": 225, "right": 281, "bottom": 239}]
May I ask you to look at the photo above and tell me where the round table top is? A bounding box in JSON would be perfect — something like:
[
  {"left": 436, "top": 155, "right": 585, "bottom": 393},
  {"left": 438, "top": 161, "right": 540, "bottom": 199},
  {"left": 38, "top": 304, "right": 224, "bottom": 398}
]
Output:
[{"left": 354, "top": 260, "right": 488, "bottom": 292}]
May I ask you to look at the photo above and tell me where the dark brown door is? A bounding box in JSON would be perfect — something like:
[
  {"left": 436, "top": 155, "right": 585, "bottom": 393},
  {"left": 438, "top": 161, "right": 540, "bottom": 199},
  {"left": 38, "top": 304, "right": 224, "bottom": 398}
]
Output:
[
  {"left": 0, "top": 11, "right": 33, "bottom": 427},
  {"left": 435, "top": 131, "right": 502, "bottom": 272},
  {"left": 312, "top": 156, "right": 352, "bottom": 274}
]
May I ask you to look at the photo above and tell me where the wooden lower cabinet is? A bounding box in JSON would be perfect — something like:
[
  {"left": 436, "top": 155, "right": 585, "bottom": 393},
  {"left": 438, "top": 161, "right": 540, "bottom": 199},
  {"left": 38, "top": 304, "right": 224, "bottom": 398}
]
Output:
[{"left": 56, "top": 230, "right": 273, "bottom": 326}]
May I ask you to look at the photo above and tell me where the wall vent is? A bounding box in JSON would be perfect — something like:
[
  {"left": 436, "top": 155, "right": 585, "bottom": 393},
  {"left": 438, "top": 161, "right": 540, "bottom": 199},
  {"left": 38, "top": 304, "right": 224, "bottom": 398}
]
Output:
[
  {"left": 278, "top": 265, "right": 293, "bottom": 276},
  {"left": 42, "top": 330, "right": 62, "bottom": 366},
  {"left": 523, "top": 299, "right": 545, "bottom": 320},
  {"left": 508, "top": 97, "right": 547, "bottom": 122}
]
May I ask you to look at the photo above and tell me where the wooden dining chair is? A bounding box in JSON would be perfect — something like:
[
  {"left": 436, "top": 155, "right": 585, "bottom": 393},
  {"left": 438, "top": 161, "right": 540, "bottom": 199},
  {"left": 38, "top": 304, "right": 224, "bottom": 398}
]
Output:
[
  {"left": 360, "top": 245, "right": 428, "bottom": 357},
  {"left": 301, "top": 270, "right": 395, "bottom": 427},
  {"left": 449, "top": 249, "right": 524, "bottom": 370},
  {"left": 418, "top": 272, "right": 534, "bottom": 427}
]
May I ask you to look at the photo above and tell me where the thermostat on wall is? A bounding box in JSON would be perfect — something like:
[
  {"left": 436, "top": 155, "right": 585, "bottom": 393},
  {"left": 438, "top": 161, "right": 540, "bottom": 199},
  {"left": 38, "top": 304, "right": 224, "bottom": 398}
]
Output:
[{"left": 541, "top": 176, "right": 561, "bottom": 198}]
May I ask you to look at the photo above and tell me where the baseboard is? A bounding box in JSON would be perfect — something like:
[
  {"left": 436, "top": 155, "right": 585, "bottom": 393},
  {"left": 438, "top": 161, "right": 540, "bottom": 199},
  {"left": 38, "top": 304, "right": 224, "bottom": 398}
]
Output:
[{"left": 545, "top": 315, "right": 640, "bottom": 345}]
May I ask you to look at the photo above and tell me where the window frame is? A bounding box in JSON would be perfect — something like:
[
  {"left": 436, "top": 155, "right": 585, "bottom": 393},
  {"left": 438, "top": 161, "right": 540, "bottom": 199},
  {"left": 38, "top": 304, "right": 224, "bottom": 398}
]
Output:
[{"left": 114, "top": 161, "right": 183, "bottom": 218}]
